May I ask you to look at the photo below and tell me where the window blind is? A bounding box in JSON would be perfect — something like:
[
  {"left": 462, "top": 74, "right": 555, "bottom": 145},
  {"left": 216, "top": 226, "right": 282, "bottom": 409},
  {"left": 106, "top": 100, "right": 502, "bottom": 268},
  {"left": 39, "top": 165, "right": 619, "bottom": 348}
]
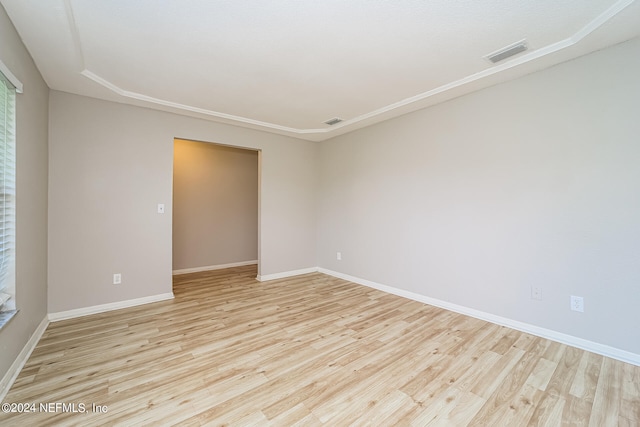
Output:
[{"left": 0, "top": 72, "right": 16, "bottom": 312}]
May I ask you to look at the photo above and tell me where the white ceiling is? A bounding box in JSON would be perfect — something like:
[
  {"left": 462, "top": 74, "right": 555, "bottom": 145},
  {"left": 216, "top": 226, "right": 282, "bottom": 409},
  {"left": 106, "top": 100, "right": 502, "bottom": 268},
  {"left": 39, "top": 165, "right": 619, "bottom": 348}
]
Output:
[{"left": 2, "top": 0, "right": 639, "bottom": 141}]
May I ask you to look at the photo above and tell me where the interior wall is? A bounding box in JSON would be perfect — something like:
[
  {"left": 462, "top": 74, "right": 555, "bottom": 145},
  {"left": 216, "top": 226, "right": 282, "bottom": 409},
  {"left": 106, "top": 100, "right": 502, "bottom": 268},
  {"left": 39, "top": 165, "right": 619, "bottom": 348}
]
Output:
[
  {"left": 173, "top": 139, "right": 258, "bottom": 271},
  {"left": 317, "top": 37, "right": 640, "bottom": 355},
  {"left": 0, "top": 4, "right": 49, "bottom": 382},
  {"left": 48, "top": 91, "right": 317, "bottom": 313}
]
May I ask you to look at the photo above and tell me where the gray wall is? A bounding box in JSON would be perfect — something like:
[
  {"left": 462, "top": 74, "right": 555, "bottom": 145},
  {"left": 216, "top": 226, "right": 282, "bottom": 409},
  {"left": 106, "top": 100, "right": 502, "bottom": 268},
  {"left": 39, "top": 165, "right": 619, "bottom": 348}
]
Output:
[
  {"left": 318, "top": 38, "right": 640, "bottom": 355},
  {"left": 173, "top": 139, "right": 258, "bottom": 271},
  {"left": 0, "top": 5, "right": 49, "bottom": 380},
  {"left": 48, "top": 92, "right": 317, "bottom": 313}
]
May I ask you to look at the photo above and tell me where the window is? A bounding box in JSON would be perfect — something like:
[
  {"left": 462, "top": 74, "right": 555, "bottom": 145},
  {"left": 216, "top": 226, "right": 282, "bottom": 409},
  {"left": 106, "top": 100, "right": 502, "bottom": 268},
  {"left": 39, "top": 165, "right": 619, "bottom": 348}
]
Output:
[{"left": 0, "top": 63, "right": 18, "bottom": 325}]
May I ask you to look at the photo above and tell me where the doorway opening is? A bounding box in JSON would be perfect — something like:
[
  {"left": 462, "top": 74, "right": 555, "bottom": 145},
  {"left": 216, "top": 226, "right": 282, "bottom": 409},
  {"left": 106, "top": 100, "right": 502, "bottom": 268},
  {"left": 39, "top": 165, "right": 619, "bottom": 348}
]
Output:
[{"left": 172, "top": 138, "right": 260, "bottom": 281}]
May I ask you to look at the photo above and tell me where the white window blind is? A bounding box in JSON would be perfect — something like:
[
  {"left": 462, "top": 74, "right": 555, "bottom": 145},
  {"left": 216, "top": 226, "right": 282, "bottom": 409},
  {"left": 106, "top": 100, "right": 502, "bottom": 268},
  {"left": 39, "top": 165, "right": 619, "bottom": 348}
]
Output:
[{"left": 0, "top": 70, "right": 16, "bottom": 313}]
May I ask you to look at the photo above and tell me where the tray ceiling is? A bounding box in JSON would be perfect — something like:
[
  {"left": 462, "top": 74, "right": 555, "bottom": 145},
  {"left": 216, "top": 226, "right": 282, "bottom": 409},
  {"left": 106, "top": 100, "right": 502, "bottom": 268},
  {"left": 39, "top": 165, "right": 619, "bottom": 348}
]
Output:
[{"left": 2, "top": 0, "right": 639, "bottom": 141}]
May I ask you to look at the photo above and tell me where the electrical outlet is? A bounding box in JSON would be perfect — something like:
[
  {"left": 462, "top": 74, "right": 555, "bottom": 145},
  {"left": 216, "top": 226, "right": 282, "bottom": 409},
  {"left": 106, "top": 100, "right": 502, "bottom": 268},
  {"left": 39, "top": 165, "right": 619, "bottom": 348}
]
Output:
[
  {"left": 531, "top": 286, "right": 542, "bottom": 300},
  {"left": 113, "top": 273, "right": 122, "bottom": 285},
  {"left": 570, "top": 295, "right": 584, "bottom": 312},
  {"left": 336, "top": 252, "right": 342, "bottom": 261}
]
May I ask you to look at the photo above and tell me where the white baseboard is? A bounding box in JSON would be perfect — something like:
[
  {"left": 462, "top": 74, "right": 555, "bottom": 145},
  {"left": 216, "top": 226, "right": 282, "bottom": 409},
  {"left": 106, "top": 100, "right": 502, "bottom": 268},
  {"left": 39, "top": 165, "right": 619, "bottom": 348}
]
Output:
[
  {"left": 256, "top": 267, "right": 318, "bottom": 282},
  {"left": 318, "top": 268, "right": 640, "bottom": 367},
  {"left": 48, "top": 293, "right": 175, "bottom": 322},
  {"left": 173, "top": 260, "right": 258, "bottom": 276},
  {"left": 1, "top": 316, "right": 49, "bottom": 402}
]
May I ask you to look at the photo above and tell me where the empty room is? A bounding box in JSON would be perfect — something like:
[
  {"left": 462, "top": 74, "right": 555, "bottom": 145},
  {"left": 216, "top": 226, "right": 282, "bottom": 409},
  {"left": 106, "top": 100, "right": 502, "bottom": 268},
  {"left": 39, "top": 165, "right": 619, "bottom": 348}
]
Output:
[{"left": 1, "top": 1, "right": 639, "bottom": 425}]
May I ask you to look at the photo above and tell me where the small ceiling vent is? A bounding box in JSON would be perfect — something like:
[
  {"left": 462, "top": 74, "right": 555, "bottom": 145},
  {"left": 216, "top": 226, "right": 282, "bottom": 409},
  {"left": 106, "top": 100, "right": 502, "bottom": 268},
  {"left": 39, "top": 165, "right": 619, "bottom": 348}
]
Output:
[
  {"left": 486, "top": 40, "right": 529, "bottom": 64},
  {"left": 324, "top": 117, "right": 343, "bottom": 126}
]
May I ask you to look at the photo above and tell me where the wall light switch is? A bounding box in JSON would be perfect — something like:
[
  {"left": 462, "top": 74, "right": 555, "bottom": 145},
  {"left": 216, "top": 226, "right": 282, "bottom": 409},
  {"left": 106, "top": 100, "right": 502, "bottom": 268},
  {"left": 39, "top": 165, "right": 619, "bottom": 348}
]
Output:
[{"left": 157, "top": 203, "right": 165, "bottom": 214}]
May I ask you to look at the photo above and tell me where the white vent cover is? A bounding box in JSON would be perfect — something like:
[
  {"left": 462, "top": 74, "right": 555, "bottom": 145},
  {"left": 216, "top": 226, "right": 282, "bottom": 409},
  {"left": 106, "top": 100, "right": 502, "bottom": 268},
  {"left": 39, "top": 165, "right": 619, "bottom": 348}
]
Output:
[
  {"left": 324, "top": 117, "right": 343, "bottom": 126},
  {"left": 485, "top": 40, "right": 529, "bottom": 64}
]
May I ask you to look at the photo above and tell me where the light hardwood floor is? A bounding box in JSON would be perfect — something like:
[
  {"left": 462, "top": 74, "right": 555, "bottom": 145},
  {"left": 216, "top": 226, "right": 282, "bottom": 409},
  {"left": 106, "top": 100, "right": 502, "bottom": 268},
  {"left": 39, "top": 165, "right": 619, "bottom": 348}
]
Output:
[{"left": 1, "top": 265, "right": 639, "bottom": 426}]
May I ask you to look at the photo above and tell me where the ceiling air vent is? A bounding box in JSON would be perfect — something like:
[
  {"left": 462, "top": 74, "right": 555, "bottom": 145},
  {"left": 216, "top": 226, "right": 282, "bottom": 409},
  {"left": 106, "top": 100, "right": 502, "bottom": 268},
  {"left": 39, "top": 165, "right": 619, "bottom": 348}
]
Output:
[
  {"left": 485, "top": 40, "right": 528, "bottom": 64},
  {"left": 324, "top": 117, "right": 343, "bottom": 126}
]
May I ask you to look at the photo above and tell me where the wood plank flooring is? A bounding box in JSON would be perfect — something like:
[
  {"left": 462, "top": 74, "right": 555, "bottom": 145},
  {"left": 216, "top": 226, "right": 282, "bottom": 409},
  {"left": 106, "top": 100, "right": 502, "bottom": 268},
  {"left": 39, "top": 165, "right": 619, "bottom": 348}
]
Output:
[{"left": 1, "top": 265, "right": 638, "bottom": 426}]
